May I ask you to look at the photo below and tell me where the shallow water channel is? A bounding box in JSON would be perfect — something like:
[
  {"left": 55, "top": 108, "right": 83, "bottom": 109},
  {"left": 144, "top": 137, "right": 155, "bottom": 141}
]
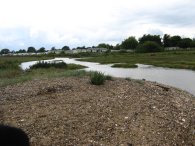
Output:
[{"left": 20, "top": 57, "right": 195, "bottom": 96}]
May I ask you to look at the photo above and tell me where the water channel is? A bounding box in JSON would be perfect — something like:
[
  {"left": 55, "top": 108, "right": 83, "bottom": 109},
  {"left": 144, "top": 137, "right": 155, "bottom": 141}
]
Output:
[{"left": 20, "top": 58, "right": 195, "bottom": 96}]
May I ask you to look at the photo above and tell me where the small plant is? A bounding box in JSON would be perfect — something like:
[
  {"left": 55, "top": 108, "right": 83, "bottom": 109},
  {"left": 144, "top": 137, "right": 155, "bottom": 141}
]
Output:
[{"left": 90, "top": 71, "right": 106, "bottom": 85}]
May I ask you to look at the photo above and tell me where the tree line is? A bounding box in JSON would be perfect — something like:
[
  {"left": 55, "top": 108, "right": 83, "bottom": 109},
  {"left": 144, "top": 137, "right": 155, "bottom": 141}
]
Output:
[
  {"left": 117, "top": 34, "right": 195, "bottom": 53},
  {"left": 1, "top": 34, "right": 195, "bottom": 54}
]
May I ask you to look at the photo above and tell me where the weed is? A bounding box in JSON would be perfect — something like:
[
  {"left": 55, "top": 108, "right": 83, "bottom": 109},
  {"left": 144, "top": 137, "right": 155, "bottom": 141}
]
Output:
[{"left": 90, "top": 71, "right": 106, "bottom": 85}]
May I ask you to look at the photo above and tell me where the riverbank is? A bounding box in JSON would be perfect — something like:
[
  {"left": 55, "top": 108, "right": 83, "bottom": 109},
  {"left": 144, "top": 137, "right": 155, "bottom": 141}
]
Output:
[{"left": 0, "top": 77, "right": 194, "bottom": 146}]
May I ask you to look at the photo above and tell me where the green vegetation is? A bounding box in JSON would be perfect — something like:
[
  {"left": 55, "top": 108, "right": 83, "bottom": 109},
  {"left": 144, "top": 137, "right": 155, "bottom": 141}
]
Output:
[
  {"left": 29, "top": 61, "right": 85, "bottom": 70},
  {"left": 79, "top": 50, "right": 195, "bottom": 70},
  {"left": 29, "top": 61, "right": 68, "bottom": 69},
  {"left": 139, "top": 34, "right": 162, "bottom": 46},
  {"left": 136, "top": 41, "right": 163, "bottom": 53},
  {"left": 121, "top": 36, "right": 138, "bottom": 50},
  {"left": 0, "top": 56, "right": 87, "bottom": 87},
  {"left": 0, "top": 56, "right": 52, "bottom": 79},
  {"left": 111, "top": 63, "right": 138, "bottom": 68},
  {"left": 27, "top": 46, "right": 36, "bottom": 53},
  {"left": 90, "top": 71, "right": 106, "bottom": 85}
]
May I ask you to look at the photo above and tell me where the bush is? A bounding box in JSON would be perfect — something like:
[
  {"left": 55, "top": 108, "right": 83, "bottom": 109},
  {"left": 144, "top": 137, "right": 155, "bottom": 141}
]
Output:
[
  {"left": 90, "top": 72, "right": 106, "bottom": 85},
  {"left": 136, "top": 41, "right": 163, "bottom": 53},
  {"left": 30, "top": 61, "right": 67, "bottom": 69}
]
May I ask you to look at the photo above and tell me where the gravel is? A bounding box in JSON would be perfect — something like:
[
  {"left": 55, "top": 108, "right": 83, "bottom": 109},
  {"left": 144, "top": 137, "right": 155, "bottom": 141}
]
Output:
[{"left": 0, "top": 77, "right": 194, "bottom": 146}]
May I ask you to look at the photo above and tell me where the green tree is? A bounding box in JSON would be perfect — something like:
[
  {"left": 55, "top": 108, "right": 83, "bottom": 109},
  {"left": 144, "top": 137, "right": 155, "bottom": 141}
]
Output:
[
  {"left": 0, "top": 48, "right": 10, "bottom": 54},
  {"left": 97, "top": 43, "right": 113, "bottom": 49},
  {"left": 136, "top": 41, "right": 163, "bottom": 53},
  {"left": 190, "top": 39, "right": 195, "bottom": 48},
  {"left": 139, "top": 34, "right": 162, "bottom": 46},
  {"left": 62, "top": 46, "right": 70, "bottom": 50},
  {"left": 178, "top": 38, "right": 192, "bottom": 48},
  {"left": 163, "top": 34, "right": 171, "bottom": 47},
  {"left": 113, "top": 44, "right": 121, "bottom": 50},
  {"left": 121, "top": 37, "right": 138, "bottom": 50},
  {"left": 37, "top": 47, "right": 46, "bottom": 52},
  {"left": 51, "top": 47, "right": 56, "bottom": 51},
  {"left": 27, "top": 47, "right": 36, "bottom": 53},
  {"left": 77, "top": 46, "right": 86, "bottom": 49},
  {"left": 16, "top": 49, "right": 26, "bottom": 53},
  {"left": 169, "top": 35, "right": 181, "bottom": 47}
]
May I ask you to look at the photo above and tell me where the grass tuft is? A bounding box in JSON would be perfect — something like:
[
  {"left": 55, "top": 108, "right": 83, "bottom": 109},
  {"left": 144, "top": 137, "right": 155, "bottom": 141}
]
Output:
[{"left": 90, "top": 71, "right": 106, "bottom": 85}]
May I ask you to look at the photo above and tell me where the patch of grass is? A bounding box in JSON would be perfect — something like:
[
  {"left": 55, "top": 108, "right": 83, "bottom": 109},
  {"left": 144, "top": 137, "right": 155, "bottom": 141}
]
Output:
[
  {"left": 66, "top": 64, "right": 86, "bottom": 70},
  {"left": 29, "top": 61, "right": 86, "bottom": 70},
  {"left": 29, "top": 61, "right": 68, "bottom": 69},
  {"left": 0, "top": 75, "right": 32, "bottom": 87},
  {"left": 111, "top": 63, "right": 138, "bottom": 68},
  {"left": 90, "top": 71, "right": 106, "bottom": 85},
  {"left": 79, "top": 50, "right": 195, "bottom": 70},
  {"left": 0, "top": 56, "right": 53, "bottom": 79},
  {"left": 0, "top": 56, "right": 87, "bottom": 87}
]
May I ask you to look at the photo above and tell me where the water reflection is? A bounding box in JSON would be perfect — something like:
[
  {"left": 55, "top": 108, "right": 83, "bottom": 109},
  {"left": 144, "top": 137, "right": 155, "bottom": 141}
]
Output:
[{"left": 20, "top": 58, "right": 195, "bottom": 96}]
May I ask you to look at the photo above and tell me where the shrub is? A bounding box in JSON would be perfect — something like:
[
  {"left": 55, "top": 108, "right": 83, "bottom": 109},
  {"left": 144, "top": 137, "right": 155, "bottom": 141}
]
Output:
[
  {"left": 30, "top": 61, "right": 67, "bottom": 69},
  {"left": 90, "top": 72, "right": 106, "bottom": 85},
  {"left": 136, "top": 41, "right": 163, "bottom": 53}
]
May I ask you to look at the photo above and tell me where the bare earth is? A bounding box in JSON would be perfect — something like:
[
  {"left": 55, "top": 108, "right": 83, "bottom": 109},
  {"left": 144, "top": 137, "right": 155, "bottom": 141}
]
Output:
[{"left": 0, "top": 77, "right": 195, "bottom": 146}]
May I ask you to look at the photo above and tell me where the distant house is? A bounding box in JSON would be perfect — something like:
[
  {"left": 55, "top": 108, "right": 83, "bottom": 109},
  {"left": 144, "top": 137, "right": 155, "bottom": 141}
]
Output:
[
  {"left": 73, "top": 49, "right": 88, "bottom": 53},
  {"left": 87, "top": 48, "right": 107, "bottom": 53},
  {"left": 64, "top": 48, "right": 108, "bottom": 54},
  {"left": 48, "top": 49, "right": 63, "bottom": 54}
]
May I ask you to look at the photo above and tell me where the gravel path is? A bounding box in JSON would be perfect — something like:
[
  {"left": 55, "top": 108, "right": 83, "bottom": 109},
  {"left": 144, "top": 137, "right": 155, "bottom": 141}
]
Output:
[{"left": 0, "top": 77, "right": 195, "bottom": 146}]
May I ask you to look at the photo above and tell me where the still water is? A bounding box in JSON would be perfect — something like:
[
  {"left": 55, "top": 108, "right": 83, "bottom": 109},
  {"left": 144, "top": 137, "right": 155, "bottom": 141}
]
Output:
[{"left": 20, "top": 58, "right": 195, "bottom": 96}]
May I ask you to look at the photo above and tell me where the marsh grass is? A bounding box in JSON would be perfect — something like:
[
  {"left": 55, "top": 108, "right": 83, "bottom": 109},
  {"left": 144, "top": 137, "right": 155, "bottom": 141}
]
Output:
[
  {"left": 66, "top": 64, "right": 86, "bottom": 70},
  {"left": 0, "top": 56, "right": 87, "bottom": 87},
  {"left": 111, "top": 63, "right": 138, "bottom": 68},
  {"left": 80, "top": 50, "right": 195, "bottom": 70},
  {"left": 29, "top": 61, "right": 68, "bottom": 69}
]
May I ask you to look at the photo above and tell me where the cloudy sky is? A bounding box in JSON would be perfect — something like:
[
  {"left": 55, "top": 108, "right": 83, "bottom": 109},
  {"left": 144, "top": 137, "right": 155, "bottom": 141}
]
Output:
[{"left": 0, "top": 0, "right": 195, "bottom": 50}]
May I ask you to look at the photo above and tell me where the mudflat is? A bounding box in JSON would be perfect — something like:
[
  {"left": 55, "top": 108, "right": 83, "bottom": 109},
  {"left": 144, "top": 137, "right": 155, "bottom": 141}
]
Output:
[{"left": 0, "top": 77, "right": 194, "bottom": 146}]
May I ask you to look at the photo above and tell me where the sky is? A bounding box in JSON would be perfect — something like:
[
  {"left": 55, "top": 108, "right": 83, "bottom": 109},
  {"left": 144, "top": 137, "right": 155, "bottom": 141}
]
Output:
[{"left": 0, "top": 0, "right": 195, "bottom": 51}]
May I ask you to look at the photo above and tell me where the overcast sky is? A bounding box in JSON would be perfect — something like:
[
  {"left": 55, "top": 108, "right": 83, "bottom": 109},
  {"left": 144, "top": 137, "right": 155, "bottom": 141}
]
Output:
[{"left": 0, "top": 0, "right": 195, "bottom": 50}]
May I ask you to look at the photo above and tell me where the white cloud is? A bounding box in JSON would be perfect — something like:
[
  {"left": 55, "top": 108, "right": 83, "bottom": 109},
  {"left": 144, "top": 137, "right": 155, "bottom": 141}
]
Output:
[{"left": 0, "top": 0, "right": 195, "bottom": 50}]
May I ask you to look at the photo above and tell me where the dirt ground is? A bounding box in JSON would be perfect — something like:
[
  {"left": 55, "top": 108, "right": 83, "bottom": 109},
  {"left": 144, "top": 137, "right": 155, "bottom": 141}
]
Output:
[{"left": 0, "top": 77, "right": 195, "bottom": 146}]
